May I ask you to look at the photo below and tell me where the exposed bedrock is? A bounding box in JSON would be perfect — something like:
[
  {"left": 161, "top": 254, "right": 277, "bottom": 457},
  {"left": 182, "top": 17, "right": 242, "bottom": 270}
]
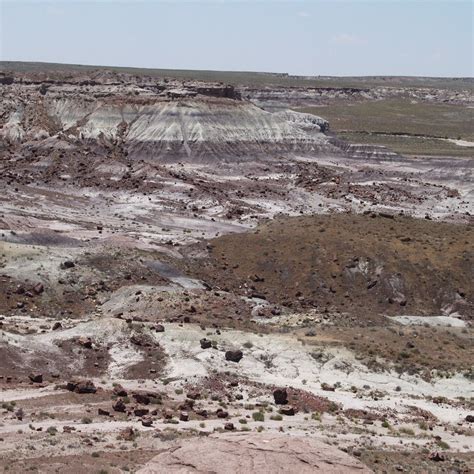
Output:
[{"left": 1, "top": 80, "right": 334, "bottom": 162}]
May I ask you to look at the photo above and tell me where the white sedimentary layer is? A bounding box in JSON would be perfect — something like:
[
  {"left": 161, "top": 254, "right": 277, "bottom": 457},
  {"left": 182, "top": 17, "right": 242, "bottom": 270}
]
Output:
[{"left": 1, "top": 91, "right": 331, "bottom": 159}]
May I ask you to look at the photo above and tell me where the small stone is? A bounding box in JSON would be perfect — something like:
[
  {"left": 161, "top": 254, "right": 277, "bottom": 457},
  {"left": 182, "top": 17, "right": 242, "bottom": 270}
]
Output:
[
  {"left": 29, "top": 373, "right": 43, "bottom": 383},
  {"left": 141, "top": 417, "right": 153, "bottom": 427},
  {"left": 67, "top": 379, "right": 97, "bottom": 394},
  {"left": 133, "top": 393, "right": 151, "bottom": 405},
  {"left": 200, "top": 338, "right": 212, "bottom": 349},
  {"left": 225, "top": 350, "right": 243, "bottom": 363},
  {"left": 77, "top": 336, "right": 92, "bottom": 349},
  {"left": 279, "top": 406, "right": 295, "bottom": 416},
  {"left": 52, "top": 322, "right": 62, "bottom": 331},
  {"left": 428, "top": 451, "right": 445, "bottom": 462},
  {"left": 113, "top": 399, "right": 127, "bottom": 413},
  {"left": 134, "top": 408, "right": 150, "bottom": 417}
]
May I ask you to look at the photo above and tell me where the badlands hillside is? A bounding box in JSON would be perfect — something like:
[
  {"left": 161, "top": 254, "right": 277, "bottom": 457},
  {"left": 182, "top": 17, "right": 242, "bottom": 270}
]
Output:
[{"left": 0, "top": 63, "right": 473, "bottom": 473}]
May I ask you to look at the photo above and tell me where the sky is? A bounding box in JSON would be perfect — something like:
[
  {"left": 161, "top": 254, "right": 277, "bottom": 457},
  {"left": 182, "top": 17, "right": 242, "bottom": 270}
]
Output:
[{"left": 1, "top": 0, "right": 473, "bottom": 77}]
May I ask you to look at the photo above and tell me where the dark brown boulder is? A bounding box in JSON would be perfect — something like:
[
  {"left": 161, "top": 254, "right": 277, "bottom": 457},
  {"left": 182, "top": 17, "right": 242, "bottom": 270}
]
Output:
[
  {"left": 134, "top": 408, "right": 150, "bottom": 417},
  {"left": 29, "top": 373, "right": 43, "bottom": 383},
  {"left": 67, "top": 379, "right": 97, "bottom": 394},
  {"left": 113, "top": 399, "right": 127, "bottom": 412},
  {"left": 200, "top": 338, "right": 212, "bottom": 349},
  {"left": 133, "top": 393, "right": 151, "bottom": 405},
  {"left": 141, "top": 417, "right": 153, "bottom": 427},
  {"left": 225, "top": 350, "right": 243, "bottom": 363},
  {"left": 273, "top": 388, "right": 288, "bottom": 405},
  {"left": 216, "top": 409, "right": 229, "bottom": 419},
  {"left": 52, "top": 322, "right": 62, "bottom": 331},
  {"left": 428, "top": 451, "right": 446, "bottom": 462}
]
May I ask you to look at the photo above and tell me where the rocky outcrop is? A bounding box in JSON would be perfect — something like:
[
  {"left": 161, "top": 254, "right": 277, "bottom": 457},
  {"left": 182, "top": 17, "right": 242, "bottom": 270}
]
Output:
[
  {"left": 0, "top": 74, "right": 334, "bottom": 162},
  {"left": 274, "top": 109, "right": 329, "bottom": 132},
  {"left": 137, "top": 433, "right": 372, "bottom": 473}
]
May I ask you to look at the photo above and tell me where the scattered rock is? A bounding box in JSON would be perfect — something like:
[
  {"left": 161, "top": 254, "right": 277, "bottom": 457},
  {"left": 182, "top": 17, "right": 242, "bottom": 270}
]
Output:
[
  {"left": 141, "top": 417, "right": 153, "bottom": 427},
  {"left": 77, "top": 336, "right": 93, "bottom": 349},
  {"left": 133, "top": 393, "right": 151, "bottom": 405},
  {"left": 428, "top": 451, "right": 446, "bottom": 462},
  {"left": 273, "top": 388, "right": 288, "bottom": 405},
  {"left": 225, "top": 350, "right": 243, "bottom": 363},
  {"left": 200, "top": 338, "right": 212, "bottom": 349},
  {"left": 279, "top": 406, "right": 296, "bottom": 416},
  {"left": 28, "top": 373, "right": 43, "bottom": 383},
  {"left": 216, "top": 409, "right": 229, "bottom": 419},
  {"left": 33, "top": 283, "right": 44, "bottom": 295},
  {"left": 134, "top": 408, "right": 150, "bottom": 417},
  {"left": 66, "top": 379, "right": 97, "bottom": 394},
  {"left": 113, "top": 399, "right": 127, "bottom": 413}
]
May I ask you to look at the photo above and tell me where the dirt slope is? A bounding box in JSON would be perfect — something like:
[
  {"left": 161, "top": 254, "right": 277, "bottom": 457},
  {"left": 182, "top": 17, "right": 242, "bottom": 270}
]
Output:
[{"left": 187, "top": 213, "right": 473, "bottom": 318}]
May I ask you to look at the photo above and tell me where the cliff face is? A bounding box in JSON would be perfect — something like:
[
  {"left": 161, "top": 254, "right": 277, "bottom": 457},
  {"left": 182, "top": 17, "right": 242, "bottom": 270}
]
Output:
[{"left": 0, "top": 75, "right": 332, "bottom": 162}]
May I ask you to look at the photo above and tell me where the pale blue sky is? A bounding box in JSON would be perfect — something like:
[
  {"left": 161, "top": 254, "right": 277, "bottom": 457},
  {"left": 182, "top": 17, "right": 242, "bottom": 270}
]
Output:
[{"left": 1, "top": 0, "right": 473, "bottom": 77}]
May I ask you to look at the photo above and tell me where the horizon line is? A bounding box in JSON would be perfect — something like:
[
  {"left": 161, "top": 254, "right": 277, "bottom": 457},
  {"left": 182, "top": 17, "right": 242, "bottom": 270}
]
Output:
[{"left": 1, "top": 60, "right": 473, "bottom": 80}]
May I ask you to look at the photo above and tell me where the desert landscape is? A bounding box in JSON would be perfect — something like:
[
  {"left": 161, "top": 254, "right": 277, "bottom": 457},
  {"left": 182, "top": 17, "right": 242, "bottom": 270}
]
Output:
[{"left": 0, "top": 62, "right": 473, "bottom": 473}]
